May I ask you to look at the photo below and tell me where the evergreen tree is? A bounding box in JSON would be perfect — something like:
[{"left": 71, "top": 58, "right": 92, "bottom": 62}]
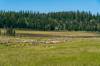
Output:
[{"left": 0, "top": 10, "right": 100, "bottom": 31}]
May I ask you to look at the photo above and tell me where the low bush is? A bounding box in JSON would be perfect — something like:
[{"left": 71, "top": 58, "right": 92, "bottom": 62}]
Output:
[{"left": 6, "top": 28, "right": 16, "bottom": 36}]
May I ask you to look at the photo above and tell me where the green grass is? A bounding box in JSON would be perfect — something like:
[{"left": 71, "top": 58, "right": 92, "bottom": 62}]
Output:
[
  {"left": 0, "top": 30, "right": 100, "bottom": 66},
  {"left": 0, "top": 38, "right": 100, "bottom": 66}
]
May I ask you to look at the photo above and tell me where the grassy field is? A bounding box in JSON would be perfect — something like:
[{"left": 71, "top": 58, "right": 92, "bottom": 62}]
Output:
[{"left": 0, "top": 30, "right": 100, "bottom": 66}]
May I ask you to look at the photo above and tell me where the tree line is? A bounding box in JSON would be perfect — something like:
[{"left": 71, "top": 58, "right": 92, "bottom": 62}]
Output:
[{"left": 0, "top": 10, "right": 100, "bottom": 31}]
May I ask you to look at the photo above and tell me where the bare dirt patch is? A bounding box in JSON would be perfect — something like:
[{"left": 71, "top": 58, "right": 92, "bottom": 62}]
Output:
[
  {"left": 17, "top": 33, "right": 56, "bottom": 37},
  {"left": 17, "top": 33, "right": 100, "bottom": 38}
]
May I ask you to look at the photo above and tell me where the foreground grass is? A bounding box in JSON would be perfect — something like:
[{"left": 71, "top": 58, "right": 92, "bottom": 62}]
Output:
[{"left": 0, "top": 38, "right": 100, "bottom": 66}]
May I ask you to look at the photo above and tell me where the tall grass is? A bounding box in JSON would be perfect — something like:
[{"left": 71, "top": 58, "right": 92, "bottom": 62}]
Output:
[{"left": 0, "top": 38, "right": 100, "bottom": 66}]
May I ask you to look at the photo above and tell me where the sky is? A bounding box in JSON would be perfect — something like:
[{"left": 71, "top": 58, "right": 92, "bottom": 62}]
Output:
[{"left": 0, "top": 0, "right": 100, "bottom": 14}]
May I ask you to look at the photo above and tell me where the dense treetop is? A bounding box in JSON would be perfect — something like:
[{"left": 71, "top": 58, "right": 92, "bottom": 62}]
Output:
[{"left": 0, "top": 11, "right": 100, "bottom": 31}]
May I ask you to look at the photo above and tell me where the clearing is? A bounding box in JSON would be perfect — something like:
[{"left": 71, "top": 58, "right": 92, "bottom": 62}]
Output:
[{"left": 0, "top": 30, "right": 100, "bottom": 66}]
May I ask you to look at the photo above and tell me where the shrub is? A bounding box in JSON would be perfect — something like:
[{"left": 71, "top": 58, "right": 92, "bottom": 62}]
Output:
[{"left": 6, "top": 28, "right": 16, "bottom": 36}]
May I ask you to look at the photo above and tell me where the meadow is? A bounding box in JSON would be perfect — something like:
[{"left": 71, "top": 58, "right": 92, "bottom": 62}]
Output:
[{"left": 0, "top": 30, "right": 100, "bottom": 66}]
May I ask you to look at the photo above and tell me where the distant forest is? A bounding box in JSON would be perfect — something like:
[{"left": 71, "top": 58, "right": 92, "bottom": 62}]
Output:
[{"left": 0, "top": 11, "right": 100, "bottom": 31}]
